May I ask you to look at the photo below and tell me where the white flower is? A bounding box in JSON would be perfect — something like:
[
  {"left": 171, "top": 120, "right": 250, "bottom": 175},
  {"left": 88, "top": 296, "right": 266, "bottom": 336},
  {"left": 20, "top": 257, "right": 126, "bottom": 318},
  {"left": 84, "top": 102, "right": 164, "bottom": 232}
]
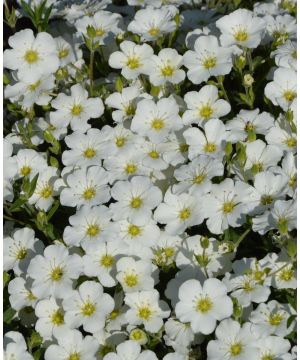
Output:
[
  {"left": 83, "top": 240, "right": 126, "bottom": 287},
  {"left": 226, "top": 109, "right": 274, "bottom": 143},
  {"left": 116, "top": 256, "right": 156, "bottom": 293},
  {"left": 103, "top": 340, "right": 158, "bottom": 360},
  {"left": 147, "top": 48, "right": 185, "bottom": 86},
  {"left": 13, "top": 148, "right": 48, "bottom": 180},
  {"left": 265, "top": 67, "right": 297, "bottom": 111},
  {"left": 270, "top": 152, "right": 296, "bottom": 197},
  {"left": 27, "top": 244, "right": 82, "bottom": 299},
  {"left": 131, "top": 97, "right": 182, "bottom": 143},
  {"left": 105, "top": 86, "right": 145, "bottom": 123},
  {"left": 44, "top": 327, "right": 99, "bottom": 360},
  {"left": 216, "top": 9, "right": 265, "bottom": 48},
  {"left": 62, "top": 128, "right": 109, "bottom": 167},
  {"left": 75, "top": 10, "right": 123, "bottom": 45},
  {"left": 4, "top": 74, "right": 55, "bottom": 109},
  {"left": 244, "top": 139, "right": 283, "bottom": 173},
  {"left": 173, "top": 155, "right": 224, "bottom": 195},
  {"left": 4, "top": 331, "right": 33, "bottom": 360},
  {"left": 271, "top": 40, "right": 297, "bottom": 70},
  {"left": 154, "top": 189, "right": 204, "bottom": 235},
  {"left": 28, "top": 166, "right": 60, "bottom": 211},
  {"left": 110, "top": 176, "right": 162, "bottom": 222},
  {"left": 164, "top": 318, "right": 195, "bottom": 354},
  {"left": 4, "top": 227, "right": 44, "bottom": 276},
  {"left": 35, "top": 297, "right": 65, "bottom": 340},
  {"left": 223, "top": 257, "right": 271, "bottom": 307},
  {"left": 152, "top": 231, "right": 182, "bottom": 268},
  {"left": 175, "top": 278, "right": 233, "bottom": 334},
  {"left": 265, "top": 117, "right": 296, "bottom": 154},
  {"left": 60, "top": 166, "right": 110, "bottom": 208},
  {"left": 266, "top": 14, "right": 297, "bottom": 44},
  {"left": 249, "top": 300, "right": 295, "bottom": 337},
  {"left": 252, "top": 199, "right": 296, "bottom": 235},
  {"left": 182, "top": 85, "right": 231, "bottom": 126},
  {"left": 127, "top": 6, "right": 177, "bottom": 42},
  {"left": 257, "top": 336, "right": 291, "bottom": 360},
  {"left": 206, "top": 319, "right": 259, "bottom": 359},
  {"left": 109, "top": 41, "right": 153, "bottom": 80},
  {"left": 55, "top": 36, "right": 82, "bottom": 67},
  {"left": 183, "top": 35, "right": 233, "bottom": 84},
  {"left": 50, "top": 84, "right": 104, "bottom": 132},
  {"left": 8, "top": 277, "right": 38, "bottom": 311},
  {"left": 63, "top": 205, "right": 114, "bottom": 246},
  {"left": 4, "top": 29, "right": 59, "bottom": 81},
  {"left": 125, "top": 290, "right": 170, "bottom": 333},
  {"left": 62, "top": 281, "right": 114, "bottom": 333},
  {"left": 183, "top": 119, "right": 227, "bottom": 159}
]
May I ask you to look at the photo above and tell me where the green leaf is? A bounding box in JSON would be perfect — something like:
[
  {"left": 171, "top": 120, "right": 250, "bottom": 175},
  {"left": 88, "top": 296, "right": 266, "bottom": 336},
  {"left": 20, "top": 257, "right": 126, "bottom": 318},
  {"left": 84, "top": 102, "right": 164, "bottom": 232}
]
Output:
[
  {"left": 287, "top": 293, "right": 297, "bottom": 310},
  {"left": 50, "top": 156, "right": 59, "bottom": 168},
  {"left": 287, "top": 314, "right": 296, "bottom": 328},
  {"left": 28, "top": 173, "right": 39, "bottom": 197},
  {"left": 10, "top": 197, "right": 28, "bottom": 212},
  {"left": 4, "top": 307, "right": 16, "bottom": 324},
  {"left": 3, "top": 271, "right": 10, "bottom": 287},
  {"left": 28, "top": 331, "right": 43, "bottom": 351},
  {"left": 47, "top": 200, "right": 60, "bottom": 221},
  {"left": 115, "top": 77, "right": 123, "bottom": 93}
]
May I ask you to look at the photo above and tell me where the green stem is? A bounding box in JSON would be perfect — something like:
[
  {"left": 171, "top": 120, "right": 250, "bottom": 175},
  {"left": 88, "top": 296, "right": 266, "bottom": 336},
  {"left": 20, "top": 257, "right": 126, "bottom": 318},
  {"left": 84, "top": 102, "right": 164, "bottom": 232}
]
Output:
[
  {"left": 217, "top": 76, "right": 230, "bottom": 102},
  {"left": 234, "top": 228, "right": 251, "bottom": 249},
  {"left": 89, "top": 49, "right": 95, "bottom": 96}
]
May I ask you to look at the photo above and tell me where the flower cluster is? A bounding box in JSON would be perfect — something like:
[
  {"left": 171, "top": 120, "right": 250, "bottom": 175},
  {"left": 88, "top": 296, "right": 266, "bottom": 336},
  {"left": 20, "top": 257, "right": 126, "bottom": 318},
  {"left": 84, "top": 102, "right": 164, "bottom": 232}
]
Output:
[{"left": 3, "top": 0, "right": 297, "bottom": 359}]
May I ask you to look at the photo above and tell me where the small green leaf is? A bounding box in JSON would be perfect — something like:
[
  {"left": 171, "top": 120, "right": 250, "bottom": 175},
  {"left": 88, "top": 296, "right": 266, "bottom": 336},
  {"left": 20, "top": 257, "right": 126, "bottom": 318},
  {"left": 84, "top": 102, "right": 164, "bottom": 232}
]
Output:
[
  {"left": 3, "top": 271, "right": 10, "bottom": 287},
  {"left": 4, "top": 307, "right": 16, "bottom": 324},
  {"left": 287, "top": 314, "right": 296, "bottom": 328},
  {"left": 28, "top": 173, "right": 39, "bottom": 197}
]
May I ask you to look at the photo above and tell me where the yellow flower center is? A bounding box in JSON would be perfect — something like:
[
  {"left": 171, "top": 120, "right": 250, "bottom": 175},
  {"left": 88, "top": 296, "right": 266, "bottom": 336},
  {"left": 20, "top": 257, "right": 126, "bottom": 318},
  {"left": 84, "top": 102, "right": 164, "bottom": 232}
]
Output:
[
  {"left": 179, "top": 143, "right": 189, "bottom": 153},
  {"left": 199, "top": 104, "right": 213, "bottom": 119},
  {"left": 260, "top": 195, "right": 273, "bottom": 206},
  {"left": 71, "top": 104, "right": 83, "bottom": 116},
  {"left": 51, "top": 310, "right": 64, "bottom": 326},
  {"left": 234, "top": 29, "right": 249, "bottom": 42},
  {"left": 178, "top": 207, "right": 191, "bottom": 220},
  {"left": 125, "top": 163, "right": 137, "bottom": 174},
  {"left": 128, "top": 224, "right": 142, "bottom": 237},
  {"left": 50, "top": 267, "right": 64, "bottom": 281},
  {"left": 100, "top": 254, "right": 114, "bottom": 268},
  {"left": 148, "top": 27, "right": 160, "bottom": 37},
  {"left": 95, "top": 27, "right": 106, "bottom": 37},
  {"left": 148, "top": 150, "right": 160, "bottom": 159},
  {"left": 202, "top": 56, "right": 217, "bottom": 69},
  {"left": 40, "top": 185, "right": 53, "bottom": 199},
  {"left": 196, "top": 297, "right": 213, "bottom": 313},
  {"left": 193, "top": 173, "right": 206, "bottom": 184},
  {"left": 81, "top": 301, "right": 96, "bottom": 316},
  {"left": 151, "top": 118, "right": 165, "bottom": 131},
  {"left": 68, "top": 353, "right": 80, "bottom": 360},
  {"left": 83, "top": 148, "right": 96, "bottom": 158},
  {"left": 16, "top": 247, "right": 27, "bottom": 260},
  {"left": 130, "top": 329, "right": 145, "bottom": 341},
  {"left": 124, "top": 273, "right": 139, "bottom": 287},
  {"left": 204, "top": 142, "right": 216, "bottom": 153},
  {"left": 284, "top": 137, "right": 296, "bottom": 148},
  {"left": 130, "top": 197, "right": 143, "bottom": 209},
  {"left": 289, "top": 175, "right": 296, "bottom": 188},
  {"left": 109, "top": 310, "right": 119, "bottom": 320},
  {"left": 26, "top": 291, "right": 37, "bottom": 301},
  {"left": 58, "top": 48, "right": 69, "bottom": 59},
  {"left": 115, "top": 136, "right": 126, "bottom": 147},
  {"left": 28, "top": 80, "right": 41, "bottom": 92},
  {"left": 283, "top": 90, "right": 296, "bottom": 102},
  {"left": 125, "top": 104, "right": 136, "bottom": 116},
  {"left": 82, "top": 187, "right": 96, "bottom": 200},
  {"left": 279, "top": 268, "right": 294, "bottom": 281},
  {"left": 24, "top": 49, "right": 39, "bottom": 64},
  {"left": 127, "top": 56, "right": 141, "bottom": 70},
  {"left": 222, "top": 201, "right": 235, "bottom": 214},
  {"left": 261, "top": 354, "right": 274, "bottom": 360},
  {"left": 252, "top": 162, "right": 264, "bottom": 173},
  {"left": 268, "top": 312, "right": 284, "bottom": 326},
  {"left": 245, "top": 122, "right": 255, "bottom": 132},
  {"left": 138, "top": 306, "right": 152, "bottom": 320},
  {"left": 230, "top": 343, "right": 243, "bottom": 356},
  {"left": 86, "top": 224, "right": 100, "bottom": 237},
  {"left": 164, "top": 247, "right": 175, "bottom": 258},
  {"left": 253, "top": 270, "right": 264, "bottom": 281},
  {"left": 20, "top": 166, "right": 32, "bottom": 176},
  {"left": 161, "top": 65, "right": 175, "bottom": 77},
  {"left": 243, "top": 280, "right": 254, "bottom": 292}
]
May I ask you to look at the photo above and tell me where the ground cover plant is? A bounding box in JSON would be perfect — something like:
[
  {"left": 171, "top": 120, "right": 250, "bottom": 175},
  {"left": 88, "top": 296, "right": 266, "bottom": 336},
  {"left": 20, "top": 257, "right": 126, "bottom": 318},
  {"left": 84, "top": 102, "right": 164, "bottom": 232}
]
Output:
[{"left": 3, "top": 0, "right": 297, "bottom": 359}]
